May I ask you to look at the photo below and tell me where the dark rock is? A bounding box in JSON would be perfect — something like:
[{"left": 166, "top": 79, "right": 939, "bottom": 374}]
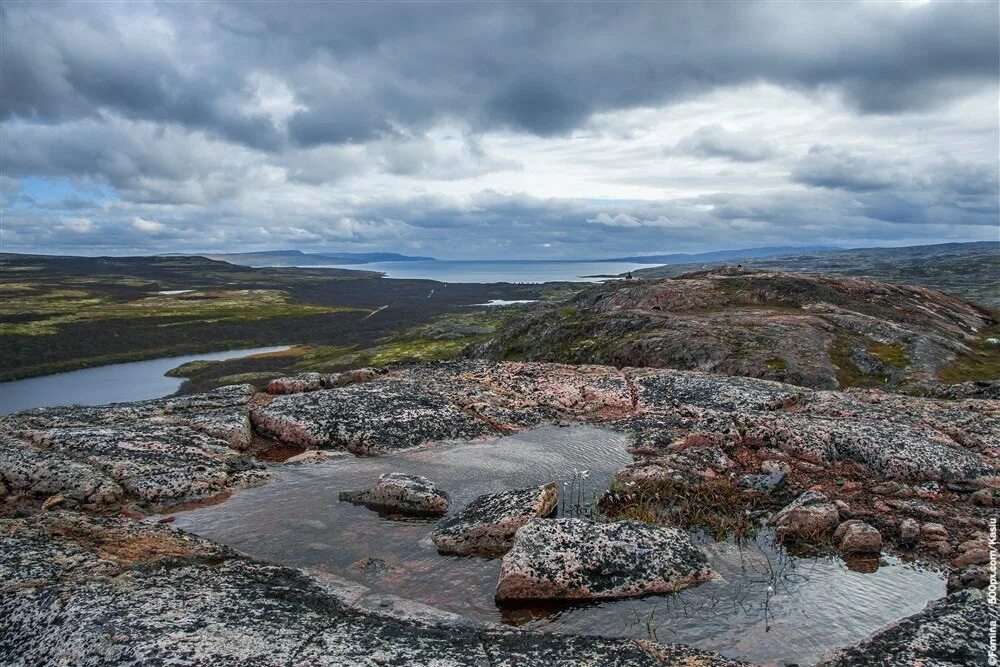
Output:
[
  {"left": 495, "top": 518, "right": 711, "bottom": 601},
  {"left": 434, "top": 482, "right": 558, "bottom": 556},
  {"left": 947, "top": 565, "right": 989, "bottom": 592},
  {"left": 740, "top": 471, "right": 787, "bottom": 493},
  {"left": 816, "top": 589, "right": 989, "bottom": 666}
]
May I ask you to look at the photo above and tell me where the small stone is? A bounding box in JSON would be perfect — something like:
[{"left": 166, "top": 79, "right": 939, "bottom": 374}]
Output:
[
  {"left": 770, "top": 490, "right": 840, "bottom": 542},
  {"left": 899, "top": 518, "right": 920, "bottom": 544},
  {"left": 760, "top": 460, "right": 791, "bottom": 475},
  {"left": 951, "top": 547, "right": 989, "bottom": 567},
  {"left": 970, "top": 488, "right": 993, "bottom": 507},
  {"left": 834, "top": 499, "right": 853, "bottom": 518},
  {"left": 339, "top": 473, "right": 451, "bottom": 516},
  {"left": 834, "top": 520, "right": 882, "bottom": 555},
  {"left": 947, "top": 565, "right": 989, "bottom": 592},
  {"left": 739, "top": 471, "right": 787, "bottom": 493},
  {"left": 41, "top": 495, "right": 64, "bottom": 510},
  {"left": 921, "top": 522, "right": 949, "bottom": 540}
]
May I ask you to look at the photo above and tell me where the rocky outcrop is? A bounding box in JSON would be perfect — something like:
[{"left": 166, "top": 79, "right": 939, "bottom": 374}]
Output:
[
  {"left": 339, "top": 473, "right": 451, "bottom": 516},
  {"left": 771, "top": 491, "right": 840, "bottom": 542},
  {"left": 495, "top": 518, "right": 711, "bottom": 601},
  {"left": 816, "top": 589, "right": 989, "bottom": 666},
  {"left": 0, "top": 386, "right": 267, "bottom": 511},
  {"left": 467, "top": 269, "right": 995, "bottom": 391},
  {"left": 0, "top": 512, "right": 749, "bottom": 667},
  {"left": 265, "top": 368, "right": 379, "bottom": 395},
  {"left": 433, "top": 483, "right": 558, "bottom": 556}
]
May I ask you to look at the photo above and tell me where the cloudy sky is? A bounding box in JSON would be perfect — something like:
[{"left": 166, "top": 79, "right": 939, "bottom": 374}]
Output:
[{"left": 1, "top": 1, "right": 997, "bottom": 259}]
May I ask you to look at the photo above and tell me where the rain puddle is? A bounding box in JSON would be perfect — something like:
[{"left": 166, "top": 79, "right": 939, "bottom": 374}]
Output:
[{"left": 168, "top": 425, "right": 945, "bottom": 666}]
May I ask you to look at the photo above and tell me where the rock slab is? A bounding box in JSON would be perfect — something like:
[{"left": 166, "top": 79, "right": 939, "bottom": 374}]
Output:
[
  {"left": 433, "top": 483, "right": 558, "bottom": 556},
  {"left": 495, "top": 518, "right": 711, "bottom": 601},
  {"left": 339, "top": 473, "right": 451, "bottom": 516}
]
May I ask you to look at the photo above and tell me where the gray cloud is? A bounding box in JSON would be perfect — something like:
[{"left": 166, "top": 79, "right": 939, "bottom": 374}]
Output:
[
  {"left": 3, "top": 2, "right": 998, "bottom": 147},
  {"left": 668, "top": 125, "right": 776, "bottom": 162},
  {"left": 1, "top": 2, "right": 997, "bottom": 258}
]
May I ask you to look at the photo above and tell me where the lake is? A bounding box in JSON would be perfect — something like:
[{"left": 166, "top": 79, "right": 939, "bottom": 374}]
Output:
[
  {"left": 295, "top": 259, "right": 658, "bottom": 283},
  {"left": 0, "top": 346, "right": 290, "bottom": 415}
]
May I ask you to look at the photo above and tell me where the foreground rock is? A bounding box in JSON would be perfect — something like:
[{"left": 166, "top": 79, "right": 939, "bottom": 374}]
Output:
[
  {"left": 495, "top": 518, "right": 711, "bottom": 601},
  {"left": 0, "top": 386, "right": 267, "bottom": 512},
  {"left": 771, "top": 491, "right": 840, "bottom": 543},
  {"left": 816, "top": 589, "right": 989, "bottom": 666},
  {"left": 0, "top": 512, "right": 748, "bottom": 667},
  {"left": 434, "top": 483, "right": 558, "bottom": 556},
  {"left": 339, "top": 473, "right": 451, "bottom": 516}
]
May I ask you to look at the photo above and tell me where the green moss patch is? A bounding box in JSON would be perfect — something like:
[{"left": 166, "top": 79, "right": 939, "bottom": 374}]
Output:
[{"left": 937, "top": 323, "right": 1000, "bottom": 383}]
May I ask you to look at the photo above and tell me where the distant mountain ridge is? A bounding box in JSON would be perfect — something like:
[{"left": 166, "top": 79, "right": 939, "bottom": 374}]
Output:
[
  {"left": 202, "top": 250, "right": 435, "bottom": 266},
  {"left": 605, "top": 245, "right": 839, "bottom": 264}
]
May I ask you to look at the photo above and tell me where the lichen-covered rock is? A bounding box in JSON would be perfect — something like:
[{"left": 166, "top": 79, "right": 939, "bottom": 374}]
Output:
[
  {"left": 340, "top": 473, "right": 451, "bottom": 516},
  {"left": 947, "top": 565, "right": 989, "bottom": 592},
  {"left": 251, "top": 381, "right": 496, "bottom": 454},
  {"left": 433, "top": 482, "right": 558, "bottom": 556},
  {"left": 495, "top": 518, "right": 711, "bottom": 601},
  {"left": 771, "top": 491, "right": 840, "bottom": 542},
  {"left": 0, "top": 512, "right": 748, "bottom": 667},
  {"left": 265, "top": 368, "right": 380, "bottom": 395},
  {"left": 815, "top": 589, "right": 989, "bottom": 666},
  {"left": 834, "top": 520, "right": 882, "bottom": 554}
]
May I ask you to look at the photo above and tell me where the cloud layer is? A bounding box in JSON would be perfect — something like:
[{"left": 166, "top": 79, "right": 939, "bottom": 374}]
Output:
[{"left": 1, "top": 1, "right": 997, "bottom": 257}]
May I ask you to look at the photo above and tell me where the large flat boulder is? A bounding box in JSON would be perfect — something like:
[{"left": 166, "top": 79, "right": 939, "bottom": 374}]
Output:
[
  {"left": 495, "top": 518, "right": 711, "bottom": 601},
  {"left": 251, "top": 381, "right": 496, "bottom": 454},
  {"left": 340, "top": 473, "right": 450, "bottom": 516},
  {"left": 433, "top": 482, "right": 558, "bottom": 556}
]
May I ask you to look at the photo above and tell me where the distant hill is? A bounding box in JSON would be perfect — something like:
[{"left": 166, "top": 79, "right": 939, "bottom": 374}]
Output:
[
  {"left": 605, "top": 245, "right": 838, "bottom": 264},
  {"left": 630, "top": 241, "right": 1000, "bottom": 308},
  {"left": 203, "top": 250, "right": 434, "bottom": 267}
]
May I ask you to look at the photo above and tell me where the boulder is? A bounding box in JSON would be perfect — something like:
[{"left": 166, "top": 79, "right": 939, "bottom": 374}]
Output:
[
  {"left": 495, "top": 518, "right": 711, "bottom": 601},
  {"left": 834, "top": 520, "right": 882, "bottom": 555},
  {"left": 947, "top": 565, "right": 989, "bottom": 592},
  {"left": 770, "top": 490, "right": 840, "bottom": 542},
  {"left": 739, "top": 471, "right": 787, "bottom": 493},
  {"left": 433, "top": 483, "right": 558, "bottom": 556},
  {"left": 339, "top": 473, "right": 450, "bottom": 516}
]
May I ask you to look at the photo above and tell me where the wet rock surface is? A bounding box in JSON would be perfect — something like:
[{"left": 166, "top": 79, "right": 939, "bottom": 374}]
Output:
[
  {"left": 495, "top": 518, "right": 712, "bottom": 601},
  {"left": 434, "top": 482, "right": 558, "bottom": 556},
  {"left": 339, "top": 472, "right": 451, "bottom": 516},
  {"left": 815, "top": 589, "right": 989, "bottom": 667},
  {"left": 467, "top": 269, "right": 995, "bottom": 391},
  {"left": 0, "top": 512, "right": 748, "bottom": 667}
]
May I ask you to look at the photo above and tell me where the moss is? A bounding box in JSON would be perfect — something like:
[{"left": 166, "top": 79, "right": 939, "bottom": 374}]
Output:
[
  {"left": 829, "top": 335, "right": 909, "bottom": 388},
  {"left": 366, "top": 338, "right": 471, "bottom": 366},
  {"left": 765, "top": 358, "right": 787, "bottom": 371},
  {"left": 937, "top": 323, "right": 1000, "bottom": 383},
  {"left": 867, "top": 341, "right": 908, "bottom": 368},
  {"left": 214, "top": 371, "right": 284, "bottom": 385},
  {"left": 0, "top": 288, "right": 365, "bottom": 335}
]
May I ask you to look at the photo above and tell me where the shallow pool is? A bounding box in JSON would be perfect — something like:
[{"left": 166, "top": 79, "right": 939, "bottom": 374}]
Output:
[{"left": 168, "top": 425, "right": 945, "bottom": 666}]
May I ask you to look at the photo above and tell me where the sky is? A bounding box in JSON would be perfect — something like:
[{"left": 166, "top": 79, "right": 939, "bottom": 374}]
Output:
[{"left": 1, "top": 1, "right": 998, "bottom": 260}]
